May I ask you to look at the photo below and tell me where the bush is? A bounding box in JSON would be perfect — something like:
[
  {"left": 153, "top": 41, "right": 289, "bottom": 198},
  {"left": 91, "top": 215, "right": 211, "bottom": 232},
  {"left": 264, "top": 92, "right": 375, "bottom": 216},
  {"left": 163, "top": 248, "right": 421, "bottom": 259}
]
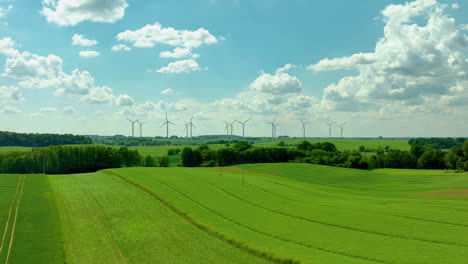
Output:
[{"left": 158, "top": 156, "right": 170, "bottom": 167}]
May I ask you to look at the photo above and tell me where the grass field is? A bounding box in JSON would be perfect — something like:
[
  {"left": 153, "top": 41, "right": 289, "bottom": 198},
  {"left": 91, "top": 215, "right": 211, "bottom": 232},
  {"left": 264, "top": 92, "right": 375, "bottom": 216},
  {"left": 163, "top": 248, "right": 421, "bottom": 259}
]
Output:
[{"left": 1, "top": 163, "right": 467, "bottom": 263}]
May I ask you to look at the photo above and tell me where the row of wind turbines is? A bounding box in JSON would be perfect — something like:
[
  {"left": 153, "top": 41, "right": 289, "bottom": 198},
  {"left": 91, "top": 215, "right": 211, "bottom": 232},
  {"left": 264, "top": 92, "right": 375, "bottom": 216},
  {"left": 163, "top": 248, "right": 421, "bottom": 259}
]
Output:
[{"left": 126, "top": 114, "right": 346, "bottom": 140}]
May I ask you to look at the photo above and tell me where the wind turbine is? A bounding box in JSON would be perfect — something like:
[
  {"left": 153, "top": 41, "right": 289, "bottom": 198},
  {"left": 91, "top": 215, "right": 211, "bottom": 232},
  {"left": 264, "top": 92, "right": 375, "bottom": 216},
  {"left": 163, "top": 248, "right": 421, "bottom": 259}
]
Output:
[
  {"left": 337, "top": 122, "right": 346, "bottom": 138},
  {"left": 230, "top": 120, "right": 235, "bottom": 138},
  {"left": 300, "top": 120, "right": 311, "bottom": 139},
  {"left": 235, "top": 118, "right": 251, "bottom": 140},
  {"left": 137, "top": 120, "right": 147, "bottom": 138},
  {"left": 224, "top": 121, "right": 231, "bottom": 139},
  {"left": 184, "top": 121, "right": 189, "bottom": 139},
  {"left": 188, "top": 117, "right": 195, "bottom": 139},
  {"left": 161, "top": 113, "right": 175, "bottom": 139},
  {"left": 274, "top": 123, "right": 280, "bottom": 138},
  {"left": 266, "top": 118, "right": 278, "bottom": 141},
  {"left": 324, "top": 121, "right": 336, "bottom": 139},
  {"left": 126, "top": 118, "right": 139, "bottom": 137}
]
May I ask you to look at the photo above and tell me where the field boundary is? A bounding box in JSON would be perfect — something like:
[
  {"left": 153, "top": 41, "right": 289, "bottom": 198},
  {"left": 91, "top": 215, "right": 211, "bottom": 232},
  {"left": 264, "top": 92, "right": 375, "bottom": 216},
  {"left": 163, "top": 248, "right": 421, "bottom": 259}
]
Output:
[{"left": 103, "top": 169, "right": 301, "bottom": 264}]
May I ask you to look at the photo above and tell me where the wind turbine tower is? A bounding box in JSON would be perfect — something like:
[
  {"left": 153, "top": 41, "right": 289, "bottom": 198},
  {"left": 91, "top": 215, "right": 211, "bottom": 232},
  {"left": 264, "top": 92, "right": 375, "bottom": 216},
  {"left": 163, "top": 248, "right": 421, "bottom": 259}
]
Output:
[
  {"left": 188, "top": 117, "right": 195, "bottom": 139},
  {"left": 137, "top": 120, "right": 147, "bottom": 138},
  {"left": 184, "top": 121, "right": 189, "bottom": 139},
  {"left": 224, "top": 121, "right": 231, "bottom": 139},
  {"left": 236, "top": 118, "right": 251, "bottom": 140},
  {"left": 300, "top": 120, "right": 311, "bottom": 139},
  {"left": 325, "top": 121, "right": 336, "bottom": 139},
  {"left": 337, "top": 123, "right": 346, "bottom": 138},
  {"left": 161, "top": 113, "right": 175, "bottom": 139},
  {"left": 266, "top": 118, "right": 278, "bottom": 141},
  {"left": 126, "top": 118, "right": 139, "bottom": 137}
]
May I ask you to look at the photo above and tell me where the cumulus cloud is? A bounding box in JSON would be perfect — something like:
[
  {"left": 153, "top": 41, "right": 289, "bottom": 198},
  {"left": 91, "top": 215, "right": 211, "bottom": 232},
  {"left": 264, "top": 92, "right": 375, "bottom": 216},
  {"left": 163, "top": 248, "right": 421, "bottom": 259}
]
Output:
[
  {"left": 80, "top": 86, "right": 115, "bottom": 104},
  {"left": 115, "top": 94, "right": 134, "bottom": 106},
  {"left": 308, "top": 0, "right": 468, "bottom": 111},
  {"left": 161, "top": 88, "right": 174, "bottom": 95},
  {"left": 63, "top": 106, "right": 76, "bottom": 114},
  {"left": 250, "top": 64, "right": 303, "bottom": 95},
  {"left": 111, "top": 44, "right": 131, "bottom": 51},
  {"left": 0, "top": 105, "right": 21, "bottom": 114},
  {"left": 0, "top": 37, "right": 132, "bottom": 108},
  {"left": 160, "top": 47, "right": 199, "bottom": 59},
  {"left": 0, "top": 4, "right": 12, "bottom": 19},
  {"left": 72, "top": 34, "right": 97, "bottom": 47},
  {"left": 79, "top": 50, "right": 100, "bottom": 58},
  {"left": 40, "top": 107, "right": 57, "bottom": 113},
  {"left": 0, "top": 86, "right": 23, "bottom": 103},
  {"left": 0, "top": 37, "right": 19, "bottom": 57},
  {"left": 116, "top": 23, "right": 218, "bottom": 49},
  {"left": 157, "top": 59, "right": 202, "bottom": 74},
  {"left": 4, "top": 53, "right": 62, "bottom": 79},
  {"left": 41, "top": 0, "right": 128, "bottom": 26}
]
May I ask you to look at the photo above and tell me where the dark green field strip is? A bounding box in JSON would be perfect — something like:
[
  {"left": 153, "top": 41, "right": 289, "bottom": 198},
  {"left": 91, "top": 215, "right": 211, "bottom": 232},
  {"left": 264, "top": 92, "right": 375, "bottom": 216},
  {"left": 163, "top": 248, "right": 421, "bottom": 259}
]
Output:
[
  {"left": 0, "top": 175, "right": 64, "bottom": 264},
  {"left": 112, "top": 169, "right": 378, "bottom": 264},
  {"left": 49, "top": 172, "right": 273, "bottom": 264}
]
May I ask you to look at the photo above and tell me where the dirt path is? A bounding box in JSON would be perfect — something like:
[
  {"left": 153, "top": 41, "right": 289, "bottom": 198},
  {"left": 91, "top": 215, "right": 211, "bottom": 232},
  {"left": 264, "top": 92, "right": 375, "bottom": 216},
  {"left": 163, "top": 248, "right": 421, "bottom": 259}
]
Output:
[
  {"left": 4, "top": 175, "right": 25, "bottom": 264},
  {"left": 0, "top": 176, "right": 23, "bottom": 257}
]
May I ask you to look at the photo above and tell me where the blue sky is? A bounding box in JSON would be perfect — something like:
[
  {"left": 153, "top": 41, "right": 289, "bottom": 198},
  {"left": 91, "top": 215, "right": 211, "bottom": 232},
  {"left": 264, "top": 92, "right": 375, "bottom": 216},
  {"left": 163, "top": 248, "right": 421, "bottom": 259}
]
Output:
[{"left": 0, "top": 0, "right": 467, "bottom": 137}]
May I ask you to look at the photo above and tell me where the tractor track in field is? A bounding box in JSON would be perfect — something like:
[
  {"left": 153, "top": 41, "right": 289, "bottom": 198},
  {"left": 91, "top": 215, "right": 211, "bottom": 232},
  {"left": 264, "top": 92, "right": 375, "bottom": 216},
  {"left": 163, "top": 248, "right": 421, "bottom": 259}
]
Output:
[
  {"left": 73, "top": 177, "right": 128, "bottom": 264},
  {"left": 125, "top": 173, "right": 389, "bottom": 264},
  {"left": 2, "top": 175, "right": 25, "bottom": 264},
  {"left": 0, "top": 176, "right": 22, "bottom": 257},
  {"left": 194, "top": 176, "right": 468, "bottom": 249}
]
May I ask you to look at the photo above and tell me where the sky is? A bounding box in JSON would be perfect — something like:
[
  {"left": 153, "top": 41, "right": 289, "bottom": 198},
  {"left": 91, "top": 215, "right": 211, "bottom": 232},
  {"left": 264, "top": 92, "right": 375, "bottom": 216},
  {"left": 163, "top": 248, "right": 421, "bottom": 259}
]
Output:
[{"left": 0, "top": 0, "right": 467, "bottom": 138}]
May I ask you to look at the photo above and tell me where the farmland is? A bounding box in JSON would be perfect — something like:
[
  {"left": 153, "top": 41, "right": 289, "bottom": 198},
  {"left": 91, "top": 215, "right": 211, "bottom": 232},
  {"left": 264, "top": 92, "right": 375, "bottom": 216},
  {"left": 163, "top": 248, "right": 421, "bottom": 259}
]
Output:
[{"left": 2, "top": 163, "right": 468, "bottom": 263}]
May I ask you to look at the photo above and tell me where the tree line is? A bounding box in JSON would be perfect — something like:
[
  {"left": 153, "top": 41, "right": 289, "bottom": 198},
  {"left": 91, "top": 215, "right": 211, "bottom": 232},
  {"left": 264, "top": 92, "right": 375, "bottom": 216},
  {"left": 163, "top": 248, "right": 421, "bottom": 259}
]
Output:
[
  {"left": 0, "top": 145, "right": 171, "bottom": 174},
  {"left": 180, "top": 140, "right": 468, "bottom": 171},
  {"left": 408, "top": 137, "right": 466, "bottom": 150},
  {"left": 0, "top": 131, "right": 92, "bottom": 147}
]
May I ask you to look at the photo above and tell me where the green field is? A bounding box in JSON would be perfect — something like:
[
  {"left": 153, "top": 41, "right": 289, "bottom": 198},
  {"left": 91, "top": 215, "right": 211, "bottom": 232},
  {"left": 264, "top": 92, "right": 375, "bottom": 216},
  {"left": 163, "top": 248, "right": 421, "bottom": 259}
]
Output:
[{"left": 2, "top": 163, "right": 468, "bottom": 263}]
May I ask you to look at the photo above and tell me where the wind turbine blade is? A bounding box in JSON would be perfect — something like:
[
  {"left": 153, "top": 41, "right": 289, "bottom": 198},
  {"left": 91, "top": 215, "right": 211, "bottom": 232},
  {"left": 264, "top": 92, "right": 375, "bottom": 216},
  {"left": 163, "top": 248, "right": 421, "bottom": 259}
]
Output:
[{"left": 160, "top": 122, "right": 167, "bottom": 128}]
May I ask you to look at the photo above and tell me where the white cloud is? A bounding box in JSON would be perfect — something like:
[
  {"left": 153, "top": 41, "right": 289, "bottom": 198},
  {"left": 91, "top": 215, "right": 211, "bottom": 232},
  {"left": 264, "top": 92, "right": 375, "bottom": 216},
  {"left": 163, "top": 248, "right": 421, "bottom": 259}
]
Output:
[
  {"left": 308, "top": 0, "right": 468, "bottom": 111},
  {"left": 156, "top": 59, "right": 202, "bottom": 74},
  {"left": 79, "top": 50, "right": 100, "bottom": 58},
  {"left": 250, "top": 64, "right": 303, "bottom": 95},
  {"left": 72, "top": 34, "right": 97, "bottom": 47},
  {"left": 80, "top": 86, "right": 115, "bottom": 104},
  {"left": 40, "top": 107, "right": 57, "bottom": 113},
  {"left": 160, "top": 47, "right": 199, "bottom": 59},
  {"left": 161, "top": 88, "right": 174, "bottom": 95},
  {"left": 0, "top": 86, "right": 23, "bottom": 103},
  {"left": 111, "top": 44, "right": 131, "bottom": 51},
  {"left": 0, "top": 4, "right": 12, "bottom": 19},
  {"left": 0, "top": 37, "right": 19, "bottom": 57},
  {"left": 63, "top": 106, "right": 76, "bottom": 114},
  {"left": 0, "top": 105, "right": 21, "bottom": 114},
  {"left": 41, "top": 0, "right": 128, "bottom": 26},
  {"left": 4, "top": 53, "right": 63, "bottom": 79},
  {"left": 308, "top": 53, "right": 376, "bottom": 71},
  {"left": 115, "top": 94, "right": 134, "bottom": 106},
  {"left": 116, "top": 23, "right": 218, "bottom": 49}
]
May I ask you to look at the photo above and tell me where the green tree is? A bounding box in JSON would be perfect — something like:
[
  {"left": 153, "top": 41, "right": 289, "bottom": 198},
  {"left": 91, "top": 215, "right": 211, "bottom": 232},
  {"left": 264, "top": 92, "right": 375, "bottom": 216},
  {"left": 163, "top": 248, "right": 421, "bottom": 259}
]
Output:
[{"left": 158, "top": 156, "right": 170, "bottom": 167}]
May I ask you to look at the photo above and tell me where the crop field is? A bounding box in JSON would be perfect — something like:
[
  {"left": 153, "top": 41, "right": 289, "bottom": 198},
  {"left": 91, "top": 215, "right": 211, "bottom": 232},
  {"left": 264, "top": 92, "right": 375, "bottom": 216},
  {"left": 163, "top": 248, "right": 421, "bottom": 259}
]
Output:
[
  {"left": 0, "top": 174, "right": 63, "bottom": 264},
  {"left": 1, "top": 164, "right": 467, "bottom": 263}
]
